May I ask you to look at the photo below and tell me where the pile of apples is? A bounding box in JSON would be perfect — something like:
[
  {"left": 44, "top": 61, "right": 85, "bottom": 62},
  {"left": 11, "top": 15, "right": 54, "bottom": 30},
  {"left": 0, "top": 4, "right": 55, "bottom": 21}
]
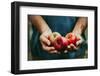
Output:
[{"left": 48, "top": 32, "right": 80, "bottom": 52}]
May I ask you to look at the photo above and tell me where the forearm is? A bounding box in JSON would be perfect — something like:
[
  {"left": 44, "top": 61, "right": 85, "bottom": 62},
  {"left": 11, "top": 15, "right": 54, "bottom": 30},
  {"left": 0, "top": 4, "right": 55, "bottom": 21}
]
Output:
[
  {"left": 72, "top": 17, "right": 87, "bottom": 35},
  {"left": 29, "top": 15, "right": 51, "bottom": 33}
]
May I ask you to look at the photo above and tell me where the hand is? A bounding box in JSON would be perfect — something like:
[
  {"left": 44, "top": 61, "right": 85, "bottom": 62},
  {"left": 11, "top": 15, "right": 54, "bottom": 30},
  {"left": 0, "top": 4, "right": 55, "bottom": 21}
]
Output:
[
  {"left": 40, "top": 29, "right": 59, "bottom": 54},
  {"left": 64, "top": 33, "right": 84, "bottom": 53}
]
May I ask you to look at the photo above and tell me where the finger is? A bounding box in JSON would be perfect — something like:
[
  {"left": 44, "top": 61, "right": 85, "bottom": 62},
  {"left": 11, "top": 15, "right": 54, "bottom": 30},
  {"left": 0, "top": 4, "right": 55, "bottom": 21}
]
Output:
[
  {"left": 67, "top": 45, "right": 72, "bottom": 51},
  {"left": 67, "top": 45, "right": 71, "bottom": 49},
  {"left": 40, "top": 36, "right": 50, "bottom": 45},
  {"left": 70, "top": 44, "right": 78, "bottom": 50},
  {"left": 67, "top": 44, "right": 77, "bottom": 51},
  {"left": 64, "top": 50, "right": 68, "bottom": 53},
  {"left": 76, "top": 35, "right": 84, "bottom": 46},
  {"left": 76, "top": 38, "right": 84, "bottom": 46},
  {"left": 41, "top": 42, "right": 55, "bottom": 51},
  {"left": 49, "top": 50, "right": 59, "bottom": 54}
]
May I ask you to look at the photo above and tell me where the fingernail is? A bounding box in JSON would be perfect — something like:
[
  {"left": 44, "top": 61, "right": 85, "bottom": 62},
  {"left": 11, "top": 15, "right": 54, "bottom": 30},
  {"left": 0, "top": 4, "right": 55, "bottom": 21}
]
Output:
[
  {"left": 54, "top": 50, "right": 57, "bottom": 53},
  {"left": 50, "top": 51, "right": 57, "bottom": 54},
  {"left": 64, "top": 50, "right": 68, "bottom": 53},
  {"left": 67, "top": 45, "right": 71, "bottom": 48}
]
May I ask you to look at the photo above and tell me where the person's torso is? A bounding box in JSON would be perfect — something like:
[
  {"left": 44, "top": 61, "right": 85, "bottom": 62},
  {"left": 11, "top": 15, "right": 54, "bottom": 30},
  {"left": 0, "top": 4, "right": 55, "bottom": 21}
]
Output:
[{"left": 42, "top": 16, "right": 77, "bottom": 36}]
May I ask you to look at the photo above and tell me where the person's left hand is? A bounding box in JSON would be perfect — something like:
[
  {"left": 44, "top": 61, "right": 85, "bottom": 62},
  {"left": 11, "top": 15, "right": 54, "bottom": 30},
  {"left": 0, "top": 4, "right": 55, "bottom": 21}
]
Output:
[{"left": 64, "top": 33, "right": 84, "bottom": 53}]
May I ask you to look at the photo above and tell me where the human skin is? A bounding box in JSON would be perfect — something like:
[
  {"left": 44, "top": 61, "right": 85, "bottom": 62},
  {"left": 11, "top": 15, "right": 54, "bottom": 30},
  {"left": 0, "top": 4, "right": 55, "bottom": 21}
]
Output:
[
  {"left": 29, "top": 16, "right": 57, "bottom": 53},
  {"left": 64, "top": 17, "right": 87, "bottom": 52},
  {"left": 29, "top": 16, "right": 87, "bottom": 54}
]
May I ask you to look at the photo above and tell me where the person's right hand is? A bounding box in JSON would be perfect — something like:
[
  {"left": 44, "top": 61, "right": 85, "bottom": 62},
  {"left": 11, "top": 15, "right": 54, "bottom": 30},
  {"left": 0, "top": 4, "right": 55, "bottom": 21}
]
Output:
[{"left": 40, "top": 29, "right": 58, "bottom": 54}]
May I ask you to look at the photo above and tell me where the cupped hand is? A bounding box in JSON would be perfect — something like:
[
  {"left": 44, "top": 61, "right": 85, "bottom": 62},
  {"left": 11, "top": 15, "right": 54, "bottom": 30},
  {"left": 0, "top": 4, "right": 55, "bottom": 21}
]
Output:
[
  {"left": 64, "top": 33, "right": 84, "bottom": 53},
  {"left": 40, "top": 29, "right": 59, "bottom": 54}
]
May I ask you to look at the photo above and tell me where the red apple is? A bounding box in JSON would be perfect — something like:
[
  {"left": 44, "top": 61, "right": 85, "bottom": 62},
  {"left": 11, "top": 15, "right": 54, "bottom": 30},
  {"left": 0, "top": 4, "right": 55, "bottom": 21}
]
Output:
[
  {"left": 53, "top": 41, "right": 62, "bottom": 50},
  {"left": 53, "top": 36, "right": 69, "bottom": 51},
  {"left": 53, "top": 36, "right": 62, "bottom": 50},
  {"left": 48, "top": 32, "right": 61, "bottom": 44},
  {"left": 60, "top": 37, "right": 69, "bottom": 47},
  {"left": 65, "top": 33, "right": 77, "bottom": 45}
]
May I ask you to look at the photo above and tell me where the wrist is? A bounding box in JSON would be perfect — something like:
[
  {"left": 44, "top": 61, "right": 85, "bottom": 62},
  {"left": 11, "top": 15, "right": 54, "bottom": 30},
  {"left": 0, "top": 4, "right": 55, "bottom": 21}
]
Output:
[
  {"left": 72, "top": 28, "right": 82, "bottom": 35},
  {"left": 42, "top": 28, "right": 52, "bottom": 34}
]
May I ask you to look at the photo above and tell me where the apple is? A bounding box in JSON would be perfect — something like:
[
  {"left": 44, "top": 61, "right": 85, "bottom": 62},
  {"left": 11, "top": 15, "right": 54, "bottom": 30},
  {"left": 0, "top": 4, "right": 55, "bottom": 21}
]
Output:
[
  {"left": 48, "top": 32, "right": 61, "bottom": 44},
  {"left": 65, "top": 33, "right": 80, "bottom": 46},
  {"left": 53, "top": 36, "right": 69, "bottom": 51},
  {"left": 53, "top": 36, "right": 62, "bottom": 50},
  {"left": 60, "top": 37, "right": 69, "bottom": 47},
  {"left": 53, "top": 38, "right": 62, "bottom": 50},
  {"left": 65, "top": 33, "right": 76, "bottom": 44},
  {"left": 48, "top": 32, "right": 63, "bottom": 50},
  {"left": 48, "top": 32, "right": 81, "bottom": 51}
]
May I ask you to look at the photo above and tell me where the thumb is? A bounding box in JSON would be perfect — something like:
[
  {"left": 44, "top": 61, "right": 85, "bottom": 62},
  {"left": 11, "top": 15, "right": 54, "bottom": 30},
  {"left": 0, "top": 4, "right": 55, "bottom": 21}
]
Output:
[{"left": 76, "top": 37, "right": 84, "bottom": 46}]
